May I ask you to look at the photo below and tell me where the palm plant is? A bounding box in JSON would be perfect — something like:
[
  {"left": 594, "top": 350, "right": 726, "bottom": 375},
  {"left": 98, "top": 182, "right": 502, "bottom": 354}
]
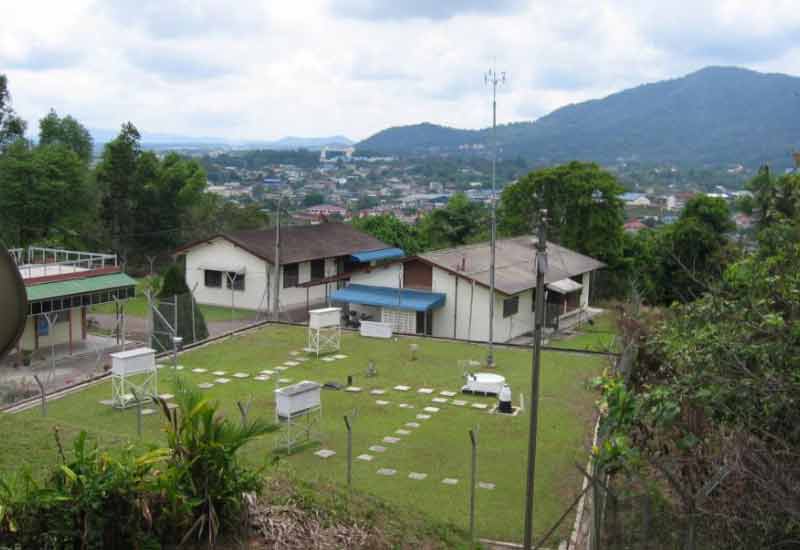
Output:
[{"left": 156, "top": 377, "right": 276, "bottom": 547}]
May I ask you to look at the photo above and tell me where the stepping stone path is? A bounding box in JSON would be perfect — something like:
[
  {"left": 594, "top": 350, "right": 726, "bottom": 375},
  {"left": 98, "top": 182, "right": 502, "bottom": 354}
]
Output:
[
  {"left": 375, "top": 400, "right": 390, "bottom": 406},
  {"left": 369, "top": 389, "right": 386, "bottom": 395},
  {"left": 471, "top": 403, "right": 489, "bottom": 410},
  {"left": 356, "top": 454, "right": 374, "bottom": 462},
  {"left": 405, "top": 422, "right": 420, "bottom": 428},
  {"left": 284, "top": 361, "right": 299, "bottom": 366},
  {"left": 321, "top": 357, "right": 335, "bottom": 362},
  {"left": 99, "top": 399, "right": 114, "bottom": 406},
  {"left": 191, "top": 368, "right": 208, "bottom": 373},
  {"left": 383, "top": 436, "right": 401, "bottom": 444},
  {"left": 393, "top": 385, "right": 411, "bottom": 392},
  {"left": 233, "top": 373, "right": 249, "bottom": 379},
  {"left": 442, "top": 478, "right": 459, "bottom": 485},
  {"left": 416, "top": 414, "right": 431, "bottom": 420},
  {"left": 399, "top": 403, "right": 414, "bottom": 409},
  {"left": 408, "top": 472, "right": 428, "bottom": 480},
  {"left": 212, "top": 371, "right": 227, "bottom": 376},
  {"left": 417, "top": 388, "right": 434, "bottom": 394},
  {"left": 215, "top": 378, "right": 231, "bottom": 384},
  {"left": 173, "top": 365, "right": 184, "bottom": 371},
  {"left": 260, "top": 370, "right": 275, "bottom": 375},
  {"left": 158, "top": 393, "right": 174, "bottom": 400},
  {"left": 452, "top": 400, "right": 467, "bottom": 406},
  {"left": 345, "top": 386, "right": 362, "bottom": 393},
  {"left": 289, "top": 351, "right": 301, "bottom": 356},
  {"left": 440, "top": 391, "right": 457, "bottom": 397},
  {"left": 333, "top": 354, "right": 347, "bottom": 359},
  {"left": 377, "top": 468, "right": 396, "bottom": 476},
  {"left": 278, "top": 378, "right": 292, "bottom": 384},
  {"left": 431, "top": 397, "right": 448, "bottom": 404},
  {"left": 478, "top": 482, "right": 496, "bottom": 490},
  {"left": 140, "top": 408, "right": 156, "bottom": 416},
  {"left": 368, "top": 445, "right": 386, "bottom": 453},
  {"left": 274, "top": 366, "right": 289, "bottom": 372},
  {"left": 314, "top": 449, "right": 336, "bottom": 459},
  {"left": 296, "top": 357, "right": 309, "bottom": 362},
  {"left": 423, "top": 406, "right": 440, "bottom": 413},
  {"left": 253, "top": 376, "right": 270, "bottom": 381},
  {"left": 395, "top": 429, "right": 411, "bottom": 436},
  {"left": 198, "top": 383, "right": 214, "bottom": 389}
]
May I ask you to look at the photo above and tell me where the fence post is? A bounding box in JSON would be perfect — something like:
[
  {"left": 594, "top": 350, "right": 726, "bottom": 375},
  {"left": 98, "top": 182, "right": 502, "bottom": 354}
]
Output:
[
  {"left": 469, "top": 427, "right": 478, "bottom": 542},
  {"left": 237, "top": 396, "right": 253, "bottom": 427},
  {"left": 344, "top": 415, "right": 353, "bottom": 491},
  {"left": 33, "top": 375, "right": 46, "bottom": 417},
  {"left": 130, "top": 388, "right": 142, "bottom": 437}
]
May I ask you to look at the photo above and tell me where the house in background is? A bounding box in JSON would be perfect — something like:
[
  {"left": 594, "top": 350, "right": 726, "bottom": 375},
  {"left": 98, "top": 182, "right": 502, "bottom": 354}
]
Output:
[
  {"left": 332, "top": 236, "right": 604, "bottom": 342},
  {"left": 10, "top": 247, "right": 136, "bottom": 356},
  {"left": 175, "top": 223, "right": 401, "bottom": 315}
]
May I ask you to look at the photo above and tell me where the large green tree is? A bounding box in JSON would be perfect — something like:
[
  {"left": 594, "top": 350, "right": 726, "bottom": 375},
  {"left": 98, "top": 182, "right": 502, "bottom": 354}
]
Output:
[
  {"left": 418, "top": 192, "right": 487, "bottom": 249},
  {"left": 352, "top": 213, "right": 426, "bottom": 255},
  {"left": 0, "top": 74, "right": 26, "bottom": 150},
  {"left": 38, "top": 110, "right": 93, "bottom": 165},
  {"left": 499, "top": 161, "right": 625, "bottom": 266}
]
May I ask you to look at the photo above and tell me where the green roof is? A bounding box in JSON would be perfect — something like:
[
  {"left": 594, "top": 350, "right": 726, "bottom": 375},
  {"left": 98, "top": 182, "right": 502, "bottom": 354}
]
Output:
[{"left": 26, "top": 272, "right": 137, "bottom": 302}]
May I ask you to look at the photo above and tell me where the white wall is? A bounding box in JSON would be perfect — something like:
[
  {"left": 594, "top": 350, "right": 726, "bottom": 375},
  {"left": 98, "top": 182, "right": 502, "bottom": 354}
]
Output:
[
  {"left": 185, "top": 238, "right": 342, "bottom": 312},
  {"left": 185, "top": 238, "right": 271, "bottom": 311},
  {"left": 430, "top": 266, "right": 534, "bottom": 342},
  {"left": 350, "top": 263, "right": 402, "bottom": 287}
]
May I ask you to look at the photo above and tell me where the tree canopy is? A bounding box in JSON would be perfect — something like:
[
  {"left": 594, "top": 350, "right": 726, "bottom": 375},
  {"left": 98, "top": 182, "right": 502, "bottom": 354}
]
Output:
[{"left": 352, "top": 213, "right": 427, "bottom": 255}]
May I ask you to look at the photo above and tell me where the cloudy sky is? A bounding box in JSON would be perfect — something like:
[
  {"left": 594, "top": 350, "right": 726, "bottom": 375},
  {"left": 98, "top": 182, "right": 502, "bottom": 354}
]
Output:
[{"left": 2, "top": 0, "right": 800, "bottom": 141}]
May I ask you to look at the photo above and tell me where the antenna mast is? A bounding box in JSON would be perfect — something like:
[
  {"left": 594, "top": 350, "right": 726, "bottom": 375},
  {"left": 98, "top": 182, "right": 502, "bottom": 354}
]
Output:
[{"left": 485, "top": 65, "right": 505, "bottom": 368}]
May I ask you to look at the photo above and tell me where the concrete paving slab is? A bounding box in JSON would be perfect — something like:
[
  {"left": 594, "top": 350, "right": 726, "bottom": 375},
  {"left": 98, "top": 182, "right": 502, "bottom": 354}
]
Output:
[
  {"left": 416, "top": 414, "right": 431, "bottom": 420},
  {"left": 442, "top": 478, "right": 459, "bottom": 485},
  {"left": 368, "top": 445, "right": 386, "bottom": 453},
  {"left": 423, "top": 406, "right": 440, "bottom": 413},
  {"left": 432, "top": 397, "right": 448, "bottom": 403},
  {"left": 417, "top": 388, "right": 434, "bottom": 394},
  {"left": 382, "top": 436, "right": 401, "bottom": 444},
  {"left": 393, "top": 385, "right": 411, "bottom": 391},
  {"left": 440, "top": 391, "right": 457, "bottom": 397},
  {"left": 191, "top": 368, "right": 208, "bottom": 373},
  {"left": 198, "top": 383, "right": 214, "bottom": 389},
  {"left": 314, "top": 449, "right": 336, "bottom": 459},
  {"left": 377, "top": 468, "right": 396, "bottom": 476},
  {"left": 408, "top": 472, "right": 427, "bottom": 480},
  {"left": 356, "top": 454, "right": 374, "bottom": 461},
  {"left": 215, "top": 378, "right": 231, "bottom": 384},
  {"left": 375, "top": 400, "right": 390, "bottom": 406},
  {"left": 395, "top": 429, "right": 411, "bottom": 436}
]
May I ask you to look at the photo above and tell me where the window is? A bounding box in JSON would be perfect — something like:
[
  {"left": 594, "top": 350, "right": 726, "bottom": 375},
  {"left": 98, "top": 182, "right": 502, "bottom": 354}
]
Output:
[
  {"left": 311, "top": 259, "right": 325, "bottom": 280},
  {"left": 503, "top": 296, "right": 519, "bottom": 318},
  {"left": 283, "top": 263, "right": 299, "bottom": 288},
  {"left": 226, "top": 272, "right": 245, "bottom": 291},
  {"left": 205, "top": 269, "right": 222, "bottom": 288}
]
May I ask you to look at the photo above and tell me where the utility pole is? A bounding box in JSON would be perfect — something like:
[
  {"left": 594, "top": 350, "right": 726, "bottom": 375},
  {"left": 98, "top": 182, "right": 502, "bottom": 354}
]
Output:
[
  {"left": 485, "top": 66, "right": 505, "bottom": 368},
  {"left": 523, "top": 210, "right": 548, "bottom": 550},
  {"left": 272, "top": 196, "right": 283, "bottom": 321}
]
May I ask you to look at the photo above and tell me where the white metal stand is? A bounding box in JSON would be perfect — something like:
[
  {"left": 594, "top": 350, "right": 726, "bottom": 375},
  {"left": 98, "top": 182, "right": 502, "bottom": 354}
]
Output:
[
  {"left": 110, "top": 348, "right": 157, "bottom": 409},
  {"left": 275, "top": 405, "right": 322, "bottom": 454},
  {"left": 305, "top": 307, "right": 341, "bottom": 357}
]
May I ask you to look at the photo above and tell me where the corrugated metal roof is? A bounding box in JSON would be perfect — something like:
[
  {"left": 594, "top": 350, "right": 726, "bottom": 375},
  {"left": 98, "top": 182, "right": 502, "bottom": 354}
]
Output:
[
  {"left": 351, "top": 247, "right": 405, "bottom": 263},
  {"left": 26, "top": 272, "right": 138, "bottom": 302},
  {"left": 418, "top": 236, "right": 604, "bottom": 296},
  {"left": 331, "top": 284, "right": 445, "bottom": 312}
]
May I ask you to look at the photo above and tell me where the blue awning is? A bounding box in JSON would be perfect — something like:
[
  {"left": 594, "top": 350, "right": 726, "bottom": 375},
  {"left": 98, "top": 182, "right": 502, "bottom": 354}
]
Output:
[
  {"left": 330, "top": 284, "right": 445, "bottom": 312},
  {"left": 350, "top": 247, "right": 405, "bottom": 263}
]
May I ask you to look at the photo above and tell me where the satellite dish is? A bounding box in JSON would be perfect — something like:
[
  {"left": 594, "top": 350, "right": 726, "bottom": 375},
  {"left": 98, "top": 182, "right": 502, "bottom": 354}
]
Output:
[{"left": 0, "top": 244, "right": 27, "bottom": 360}]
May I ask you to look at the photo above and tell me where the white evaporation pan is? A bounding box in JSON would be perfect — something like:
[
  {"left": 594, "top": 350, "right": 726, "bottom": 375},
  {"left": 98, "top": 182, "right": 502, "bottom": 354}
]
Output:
[{"left": 461, "top": 372, "right": 506, "bottom": 396}]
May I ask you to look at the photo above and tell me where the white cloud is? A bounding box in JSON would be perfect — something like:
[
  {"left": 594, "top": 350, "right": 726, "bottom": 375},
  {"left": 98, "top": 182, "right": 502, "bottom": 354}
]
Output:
[{"left": 1, "top": 0, "right": 799, "bottom": 141}]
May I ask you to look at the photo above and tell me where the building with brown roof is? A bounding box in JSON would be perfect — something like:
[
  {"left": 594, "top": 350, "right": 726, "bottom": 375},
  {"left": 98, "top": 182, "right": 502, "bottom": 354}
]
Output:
[{"left": 175, "top": 223, "right": 394, "bottom": 314}]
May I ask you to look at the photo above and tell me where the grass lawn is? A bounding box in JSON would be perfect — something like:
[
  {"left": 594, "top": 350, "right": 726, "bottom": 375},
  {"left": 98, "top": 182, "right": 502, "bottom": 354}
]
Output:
[
  {"left": 549, "top": 312, "right": 619, "bottom": 353},
  {"left": 91, "top": 294, "right": 255, "bottom": 322},
  {"left": 0, "top": 325, "right": 605, "bottom": 544}
]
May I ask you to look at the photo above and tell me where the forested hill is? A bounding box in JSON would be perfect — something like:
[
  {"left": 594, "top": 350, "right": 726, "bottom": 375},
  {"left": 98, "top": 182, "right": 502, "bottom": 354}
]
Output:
[{"left": 357, "top": 67, "right": 800, "bottom": 168}]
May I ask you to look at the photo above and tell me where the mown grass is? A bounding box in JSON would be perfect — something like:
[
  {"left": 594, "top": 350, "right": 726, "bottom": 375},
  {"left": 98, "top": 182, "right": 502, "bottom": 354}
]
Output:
[
  {"left": 0, "top": 324, "right": 605, "bottom": 544},
  {"left": 91, "top": 293, "right": 255, "bottom": 322}
]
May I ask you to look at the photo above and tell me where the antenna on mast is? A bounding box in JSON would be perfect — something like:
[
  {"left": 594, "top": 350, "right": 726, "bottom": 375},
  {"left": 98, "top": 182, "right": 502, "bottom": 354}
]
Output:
[{"left": 484, "top": 63, "right": 505, "bottom": 369}]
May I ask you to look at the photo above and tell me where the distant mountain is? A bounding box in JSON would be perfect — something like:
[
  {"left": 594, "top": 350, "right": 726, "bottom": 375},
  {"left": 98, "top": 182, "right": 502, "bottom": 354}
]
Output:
[
  {"left": 357, "top": 67, "right": 800, "bottom": 168},
  {"left": 90, "top": 129, "right": 352, "bottom": 151}
]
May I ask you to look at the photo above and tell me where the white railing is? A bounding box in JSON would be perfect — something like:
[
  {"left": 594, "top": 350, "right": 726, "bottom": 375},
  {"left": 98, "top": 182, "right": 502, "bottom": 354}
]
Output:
[{"left": 12, "top": 246, "right": 118, "bottom": 279}]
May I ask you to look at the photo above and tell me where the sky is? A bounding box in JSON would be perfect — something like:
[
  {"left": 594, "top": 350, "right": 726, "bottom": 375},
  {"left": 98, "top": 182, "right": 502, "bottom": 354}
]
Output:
[{"left": 2, "top": 0, "right": 800, "bottom": 142}]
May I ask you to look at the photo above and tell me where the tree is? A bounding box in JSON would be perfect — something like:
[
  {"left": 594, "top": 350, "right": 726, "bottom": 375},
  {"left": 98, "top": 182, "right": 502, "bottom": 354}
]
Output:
[
  {"left": 97, "top": 123, "right": 142, "bottom": 254},
  {"left": 352, "top": 214, "right": 426, "bottom": 255},
  {"left": 39, "top": 110, "right": 93, "bottom": 164},
  {"left": 418, "top": 192, "right": 487, "bottom": 249},
  {"left": 0, "top": 74, "right": 26, "bottom": 150},
  {"left": 302, "top": 192, "right": 325, "bottom": 207},
  {"left": 499, "top": 161, "right": 625, "bottom": 266},
  {"left": 0, "top": 138, "right": 93, "bottom": 247},
  {"left": 152, "top": 264, "right": 208, "bottom": 350}
]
